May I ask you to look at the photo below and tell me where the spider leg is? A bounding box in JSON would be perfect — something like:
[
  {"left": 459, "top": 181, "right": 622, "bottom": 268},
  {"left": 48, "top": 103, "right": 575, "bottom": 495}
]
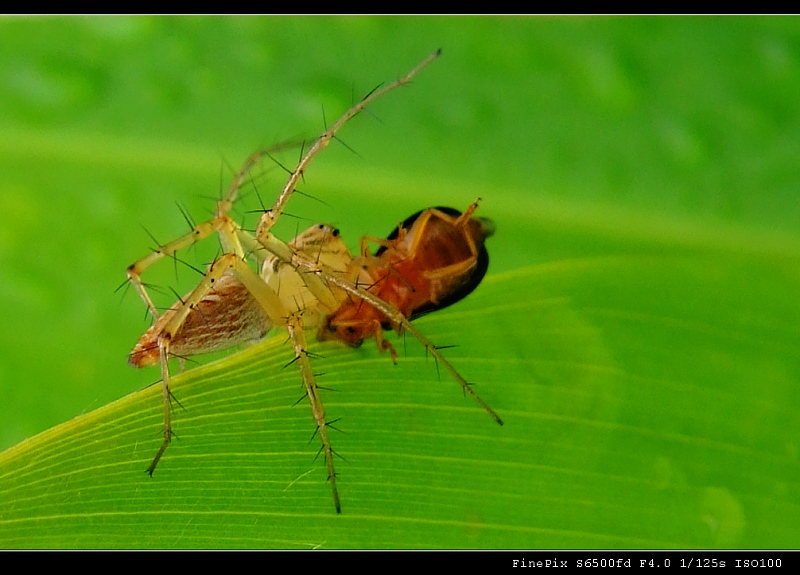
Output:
[
  {"left": 286, "top": 313, "right": 341, "bottom": 514},
  {"left": 144, "top": 250, "right": 344, "bottom": 512},
  {"left": 146, "top": 342, "right": 174, "bottom": 475},
  {"left": 126, "top": 140, "right": 302, "bottom": 320},
  {"left": 319, "top": 271, "right": 504, "bottom": 427},
  {"left": 256, "top": 50, "right": 441, "bottom": 236},
  {"left": 143, "top": 252, "right": 286, "bottom": 475},
  {"left": 127, "top": 215, "right": 242, "bottom": 319},
  {"left": 269, "top": 221, "right": 502, "bottom": 425},
  {"left": 131, "top": 51, "right": 444, "bottom": 512}
]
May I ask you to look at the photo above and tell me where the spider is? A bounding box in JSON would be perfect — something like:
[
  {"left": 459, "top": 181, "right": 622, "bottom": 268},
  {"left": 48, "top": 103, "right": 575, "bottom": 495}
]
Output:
[{"left": 126, "top": 50, "right": 500, "bottom": 513}]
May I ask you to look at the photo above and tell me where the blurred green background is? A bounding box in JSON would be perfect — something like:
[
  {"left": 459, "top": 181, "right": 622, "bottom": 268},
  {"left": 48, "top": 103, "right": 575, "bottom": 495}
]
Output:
[{"left": 0, "top": 16, "right": 798, "bottom": 548}]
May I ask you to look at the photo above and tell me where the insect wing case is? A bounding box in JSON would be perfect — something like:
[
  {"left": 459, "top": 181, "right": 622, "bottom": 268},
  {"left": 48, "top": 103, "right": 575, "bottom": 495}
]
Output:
[{"left": 376, "top": 206, "right": 495, "bottom": 320}]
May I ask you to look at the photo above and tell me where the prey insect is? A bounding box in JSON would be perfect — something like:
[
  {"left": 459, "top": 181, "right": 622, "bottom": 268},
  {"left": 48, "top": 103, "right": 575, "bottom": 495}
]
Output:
[
  {"left": 320, "top": 203, "right": 501, "bottom": 420},
  {"left": 126, "top": 50, "right": 501, "bottom": 514}
]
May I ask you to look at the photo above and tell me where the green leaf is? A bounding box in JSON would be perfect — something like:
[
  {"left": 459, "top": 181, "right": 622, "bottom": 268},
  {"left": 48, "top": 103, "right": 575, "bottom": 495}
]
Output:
[
  {"left": 1, "top": 252, "right": 797, "bottom": 548},
  {"left": 1, "top": 16, "right": 799, "bottom": 549}
]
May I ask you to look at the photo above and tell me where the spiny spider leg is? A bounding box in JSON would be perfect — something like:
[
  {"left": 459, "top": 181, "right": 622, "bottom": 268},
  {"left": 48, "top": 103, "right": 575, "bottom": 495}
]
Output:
[
  {"left": 286, "top": 312, "right": 341, "bottom": 513},
  {"left": 319, "top": 255, "right": 503, "bottom": 426},
  {"left": 141, "top": 249, "right": 344, "bottom": 516},
  {"left": 319, "top": 199, "right": 502, "bottom": 425},
  {"left": 258, "top": 49, "right": 442, "bottom": 235},
  {"left": 126, "top": 140, "right": 298, "bottom": 320},
  {"left": 128, "top": 51, "right": 442, "bottom": 513}
]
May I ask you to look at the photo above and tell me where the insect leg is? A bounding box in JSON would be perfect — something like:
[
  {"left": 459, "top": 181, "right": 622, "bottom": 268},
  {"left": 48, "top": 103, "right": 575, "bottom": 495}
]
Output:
[{"left": 359, "top": 234, "right": 400, "bottom": 257}]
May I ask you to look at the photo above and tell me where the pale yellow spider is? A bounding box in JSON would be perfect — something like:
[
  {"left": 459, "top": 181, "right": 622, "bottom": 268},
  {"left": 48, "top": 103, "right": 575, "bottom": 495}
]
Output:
[{"left": 126, "top": 50, "right": 500, "bottom": 513}]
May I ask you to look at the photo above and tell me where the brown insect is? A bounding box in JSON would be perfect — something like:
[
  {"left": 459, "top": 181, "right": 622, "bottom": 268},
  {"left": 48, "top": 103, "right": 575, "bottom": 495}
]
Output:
[
  {"left": 126, "top": 50, "right": 501, "bottom": 514},
  {"left": 320, "top": 204, "right": 502, "bottom": 420},
  {"left": 323, "top": 204, "right": 494, "bottom": 350}
]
